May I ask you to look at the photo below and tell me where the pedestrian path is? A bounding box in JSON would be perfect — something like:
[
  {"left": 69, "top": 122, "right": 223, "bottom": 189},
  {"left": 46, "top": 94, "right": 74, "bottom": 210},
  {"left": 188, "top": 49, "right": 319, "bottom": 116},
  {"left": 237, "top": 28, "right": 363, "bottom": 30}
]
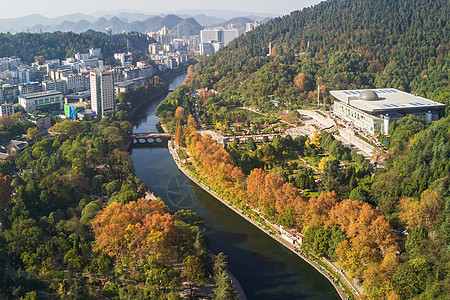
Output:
[{"left": 167, "top": 144, "right": 358, "bottom": 300}]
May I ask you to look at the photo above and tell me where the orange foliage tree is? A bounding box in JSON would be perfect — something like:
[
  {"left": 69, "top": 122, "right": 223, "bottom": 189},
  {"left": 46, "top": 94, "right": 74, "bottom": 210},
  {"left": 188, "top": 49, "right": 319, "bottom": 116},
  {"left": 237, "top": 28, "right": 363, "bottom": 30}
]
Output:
[
  {"left": 398, "top": 189, "right": 444, "bottom": 230},
  {"left": 183, "top": 65, "right": 195, "bottom": 87},
  {"left": 186, "top": 132, "right": 245, "bottom": 202},
  {"left": 328, "top": 199, "right": 397, "bottom": 278},
  {"left": 246, "top": 168, "right": 305, "bottom": 217},
  {"left": 174, "top": 106, "right": 186, "bottom": 120},
  {"left": 184, "top": 130, "right": 400, "bottom": 296},
  {"left": 91, "top": 198, "right": 176, "bottom": 262},
  {"left": 293, "top": 73, "right": 306, "bottom": 92}
]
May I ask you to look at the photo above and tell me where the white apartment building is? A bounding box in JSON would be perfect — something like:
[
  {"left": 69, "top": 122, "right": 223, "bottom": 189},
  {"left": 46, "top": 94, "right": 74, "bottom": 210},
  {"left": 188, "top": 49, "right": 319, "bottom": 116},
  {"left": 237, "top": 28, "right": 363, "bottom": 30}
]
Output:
[
  {"left": 90, "top": 71, "right": 115, "bottom": 117},
  {"left": 42, "top": 80, "right": 69, "bottom": 95},
  {"left": 61, "top": 74, "right": 89, "bottom": 93},
  {"left": 89, "top": 48, "right": 102, "bottom": 58},
  {"left": 75, "top": 53, "right": 90, "bottom": 61},
  {"left": 114, "top": 53, "right": 133, "bottom": 67},
  {"left": 200, "top": 28, "right": 238, "bottom": 55},
  {"left": 223, "top": 29, "right": 239, "bottom": 45},
  {"left": 17, "top": 68, "right": 31, "bottom": 83},
  {"left": 0, "top": 57, "right": 22, "bottom": 72},
  {"left": 200, "top": 28, "right": 238, "bottom": 46},
  {"left": 149, "top": 43, "right": 163, "bottom": 55},
  {"left": 19, "top": 82, "right": 41, "bottom": 95},
  {"left": 199, "top": 43, "right": 215, "bottom": 56},
  {"left": 0, "top": 103, "right": 14, "bottom": 116}
]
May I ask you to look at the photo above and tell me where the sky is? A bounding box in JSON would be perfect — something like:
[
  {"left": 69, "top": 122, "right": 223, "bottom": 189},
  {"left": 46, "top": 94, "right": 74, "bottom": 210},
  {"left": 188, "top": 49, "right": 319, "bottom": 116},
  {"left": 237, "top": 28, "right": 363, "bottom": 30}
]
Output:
[{"left": 0, "top": 0, "right": 323, "bottom": 18}]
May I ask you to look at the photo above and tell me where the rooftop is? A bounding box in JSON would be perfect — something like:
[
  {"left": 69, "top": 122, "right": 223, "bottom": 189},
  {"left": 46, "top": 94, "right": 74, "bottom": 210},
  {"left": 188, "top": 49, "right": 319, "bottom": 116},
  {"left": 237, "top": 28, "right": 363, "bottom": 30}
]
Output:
[
  {"left": 330, "top": 88, "right": 445, "bottom": 112},
  {"left": 114, "top": 77, "right": 145, "bottom": 88},
  {"left": 18, "top": 90, "right": 63, "bottom": 99},
  {"left": 65, "top": 90, "right": 90, "bottom": 100}
]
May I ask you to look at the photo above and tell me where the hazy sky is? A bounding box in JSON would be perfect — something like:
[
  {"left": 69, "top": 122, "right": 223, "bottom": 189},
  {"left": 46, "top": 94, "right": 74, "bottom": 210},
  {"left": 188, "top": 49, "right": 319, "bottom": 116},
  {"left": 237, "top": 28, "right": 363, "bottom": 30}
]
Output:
[{"left": 0, "top": 0, "right": 322, "bottom": 18}]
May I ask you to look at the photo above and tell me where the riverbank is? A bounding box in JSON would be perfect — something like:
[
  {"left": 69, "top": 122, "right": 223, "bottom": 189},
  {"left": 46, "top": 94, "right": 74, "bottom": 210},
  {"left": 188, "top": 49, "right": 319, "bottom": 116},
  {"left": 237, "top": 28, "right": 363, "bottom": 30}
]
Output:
[
  {"left": 129, "top": 88, "right": 168, "bottom": 119},
  {"left": 128, "top": 66, "right": 189, "bottom": 120},
  {"left": 167, "top": 143, "right": 356, "bottom": 300}
]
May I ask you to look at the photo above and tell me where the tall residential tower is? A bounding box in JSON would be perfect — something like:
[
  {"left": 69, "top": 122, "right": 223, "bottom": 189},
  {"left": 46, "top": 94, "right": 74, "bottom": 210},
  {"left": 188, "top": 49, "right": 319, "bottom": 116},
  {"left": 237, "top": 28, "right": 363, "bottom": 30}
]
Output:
[{"left": 90, "top": 71, "right": 114, "bottom": 117}]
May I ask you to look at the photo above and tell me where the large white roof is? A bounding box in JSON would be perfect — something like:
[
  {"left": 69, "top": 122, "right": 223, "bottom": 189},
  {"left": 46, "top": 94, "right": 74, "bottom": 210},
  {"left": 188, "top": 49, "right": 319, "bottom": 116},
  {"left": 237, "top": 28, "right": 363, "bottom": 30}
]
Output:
[{"left": 330, "top": 88, "right": 445, "bottom": 113}]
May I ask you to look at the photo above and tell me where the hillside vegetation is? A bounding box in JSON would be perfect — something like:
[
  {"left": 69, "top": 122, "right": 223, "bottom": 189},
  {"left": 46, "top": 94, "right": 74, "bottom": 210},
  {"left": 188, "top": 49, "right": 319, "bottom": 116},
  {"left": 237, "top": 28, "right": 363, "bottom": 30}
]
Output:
[
  {"left": 192, "top": 0, "right": 449, "bottom": 112},
  {"left": 0, "top": 30, "right": 154, "bottom": 63}
]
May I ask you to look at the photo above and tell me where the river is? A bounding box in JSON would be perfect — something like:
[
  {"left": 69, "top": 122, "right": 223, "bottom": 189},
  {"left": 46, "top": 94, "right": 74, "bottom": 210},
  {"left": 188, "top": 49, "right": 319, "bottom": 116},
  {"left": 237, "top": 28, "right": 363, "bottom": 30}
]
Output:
[{"left": 130, "top": 73, "right": 340, "bottom": 300}]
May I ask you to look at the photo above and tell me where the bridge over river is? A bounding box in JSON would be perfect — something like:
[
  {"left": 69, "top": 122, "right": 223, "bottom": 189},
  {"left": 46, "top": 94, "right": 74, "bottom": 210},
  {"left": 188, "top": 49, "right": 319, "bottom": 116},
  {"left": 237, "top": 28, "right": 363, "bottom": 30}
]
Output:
[{"left": 131, "top": 132, "right": 172, "bottom": 144}]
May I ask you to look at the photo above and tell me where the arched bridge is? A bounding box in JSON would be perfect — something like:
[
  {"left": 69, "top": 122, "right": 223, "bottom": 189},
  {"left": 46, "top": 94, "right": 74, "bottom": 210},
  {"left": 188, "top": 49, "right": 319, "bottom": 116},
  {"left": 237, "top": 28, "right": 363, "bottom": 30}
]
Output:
[{"left": 131, "top": 132, "right": 172, "bottom": 144}]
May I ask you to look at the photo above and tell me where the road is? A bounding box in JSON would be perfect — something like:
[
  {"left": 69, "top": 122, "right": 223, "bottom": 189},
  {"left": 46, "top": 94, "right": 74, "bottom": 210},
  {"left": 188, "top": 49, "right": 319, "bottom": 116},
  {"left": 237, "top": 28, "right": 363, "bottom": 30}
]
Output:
[{"left": 297, "top": 109, "right": 375, "bottom": 160}]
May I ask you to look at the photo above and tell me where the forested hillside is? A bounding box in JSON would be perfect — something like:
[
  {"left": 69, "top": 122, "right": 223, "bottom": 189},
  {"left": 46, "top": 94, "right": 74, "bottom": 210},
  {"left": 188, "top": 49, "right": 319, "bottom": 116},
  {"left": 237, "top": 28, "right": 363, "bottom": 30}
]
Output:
[
  {"left": 192, "top": 0, "right": 449, "bottom": 112},
  {"left": 0, "top": 30, "right": 154, "bottom": 63}
]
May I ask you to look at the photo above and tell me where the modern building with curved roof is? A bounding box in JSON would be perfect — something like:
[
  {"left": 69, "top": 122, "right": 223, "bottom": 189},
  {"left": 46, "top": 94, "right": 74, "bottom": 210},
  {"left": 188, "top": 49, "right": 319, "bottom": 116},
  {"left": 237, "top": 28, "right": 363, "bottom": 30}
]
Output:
[{"left": 330, "top": 88, "right": 445, "bottom": 135}]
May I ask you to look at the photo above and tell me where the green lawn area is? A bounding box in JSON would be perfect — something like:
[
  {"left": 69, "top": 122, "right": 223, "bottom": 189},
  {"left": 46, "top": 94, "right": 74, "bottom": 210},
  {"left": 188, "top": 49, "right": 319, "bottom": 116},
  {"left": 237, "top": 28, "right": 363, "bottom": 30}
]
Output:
[
  {"left": 302, "top": 191, "right": 320, "bottom": 198},
  {"left": 302, "top": 155, "right": 323, "bottom": 168},
  {"left": 229, "top": 107, "right": 261, "bottom": 118}
]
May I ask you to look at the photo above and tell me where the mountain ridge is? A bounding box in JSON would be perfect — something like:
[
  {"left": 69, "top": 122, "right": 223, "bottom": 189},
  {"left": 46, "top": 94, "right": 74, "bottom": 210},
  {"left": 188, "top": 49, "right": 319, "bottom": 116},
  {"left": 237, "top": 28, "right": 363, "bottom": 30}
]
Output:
[{"left": 0, "top": 10, "right": 273, "bottom": 33}]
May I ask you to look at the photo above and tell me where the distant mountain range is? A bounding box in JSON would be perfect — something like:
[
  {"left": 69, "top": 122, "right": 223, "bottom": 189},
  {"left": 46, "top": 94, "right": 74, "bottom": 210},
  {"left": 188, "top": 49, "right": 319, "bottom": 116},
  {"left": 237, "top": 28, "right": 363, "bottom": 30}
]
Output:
[{"left": 0, "top": 10, "right": 274, "bottom": 34}]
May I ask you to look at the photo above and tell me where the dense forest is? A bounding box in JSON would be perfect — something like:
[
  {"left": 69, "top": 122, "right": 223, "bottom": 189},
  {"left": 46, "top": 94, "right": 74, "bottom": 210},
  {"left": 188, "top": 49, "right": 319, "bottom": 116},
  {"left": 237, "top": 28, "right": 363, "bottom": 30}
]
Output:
[
  {"left": 191, "top": 0, "right": 449, "bottom": 112},
  {"left": 0, "top": 30, "right": 154, "bottom": 63},
  {"left": 0, "top": 94, "right": 238, "bottom": 298}
]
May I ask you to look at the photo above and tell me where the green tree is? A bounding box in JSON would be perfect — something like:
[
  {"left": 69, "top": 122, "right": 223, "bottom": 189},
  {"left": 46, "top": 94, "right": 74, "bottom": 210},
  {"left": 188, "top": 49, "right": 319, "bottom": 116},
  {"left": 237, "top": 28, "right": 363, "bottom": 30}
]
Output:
[
  {"left": 182, "top": 256, "right": 208, "bottom": 298},
  {"left": 214, "top": 271, "right": 239, "bottom": 300}
]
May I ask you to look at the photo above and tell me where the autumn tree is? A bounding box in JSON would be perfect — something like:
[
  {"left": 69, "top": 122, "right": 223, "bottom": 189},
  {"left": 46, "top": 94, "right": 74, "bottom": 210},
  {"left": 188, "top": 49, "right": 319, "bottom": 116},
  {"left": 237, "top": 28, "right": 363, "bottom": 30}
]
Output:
[
  {"left": 174, "top": 120, "right": 182, "bottom": 146},
  {"left": 398, "top": 189, "right": 444, "bottom": 230},
  {"left": 187, "top": 114, "right": 199, "bottom": 129},
  {"left": 183, "top": 65, "right": 195, "bottom": 87},
  {"left": 330, "top": 199, "right": 397, "bottom": 278},
  {"left": 293, "top": 73, "right": 306, "bottom": 92},
  {"left": 26, "top": 127, "right": 40, "bottom": 143},
  {"left": 311, "top": 131, "right": 320, "bottom": 148},
  {"left": 91, "top": 198, "right": 176, "bottom": 261},
  {"left": 174, "top": 106, "right": 186, "bottom": 120}
]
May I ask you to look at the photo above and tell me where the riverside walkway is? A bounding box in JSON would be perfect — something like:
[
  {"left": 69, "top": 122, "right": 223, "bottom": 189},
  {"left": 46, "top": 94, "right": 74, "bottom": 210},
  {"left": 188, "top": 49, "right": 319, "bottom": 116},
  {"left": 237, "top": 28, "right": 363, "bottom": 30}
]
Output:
[{"left": 167, "top": 143, "right": 359, "bottom": 300}]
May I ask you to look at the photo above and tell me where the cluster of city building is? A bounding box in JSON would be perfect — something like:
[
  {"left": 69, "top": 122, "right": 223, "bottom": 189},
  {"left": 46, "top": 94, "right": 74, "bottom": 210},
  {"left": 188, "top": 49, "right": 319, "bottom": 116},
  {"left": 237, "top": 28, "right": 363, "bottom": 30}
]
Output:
[
  {"left": 146, "top": 20, "right": 261, "bottom": 59},
  {"left": 0, "top": 47, "right": 159, "bottom": 120},
  {"left": 147, "top": 26, "right": 193, "bottom": 71},
  {"left": 199, "top": 21, "right": 260, "bottom": 55}
]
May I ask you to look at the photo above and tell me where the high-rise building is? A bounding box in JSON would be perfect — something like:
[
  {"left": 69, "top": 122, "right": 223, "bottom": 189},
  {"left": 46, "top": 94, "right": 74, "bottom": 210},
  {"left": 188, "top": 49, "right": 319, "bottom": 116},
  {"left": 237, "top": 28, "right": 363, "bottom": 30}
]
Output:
[
  {"left": 223, "top": 29, "right": 238, "bottom": 45},
  {"left": 199, "top": 43, "right": 215, "bottom": 56},
  {"left": 201, "top": 28, "right": 238, "bottom": 46},
  {"left": 75, "top": 53, "right": 90, "bottom": 61},
  {"left": 90, "top": 71, "right": 115, "bottom": 118},
  {"left": 200, "top": 29, "right": 222, "bottom": 43},
  {"left": 200, "top": 28, "right": 239, "bottom": 55}
]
